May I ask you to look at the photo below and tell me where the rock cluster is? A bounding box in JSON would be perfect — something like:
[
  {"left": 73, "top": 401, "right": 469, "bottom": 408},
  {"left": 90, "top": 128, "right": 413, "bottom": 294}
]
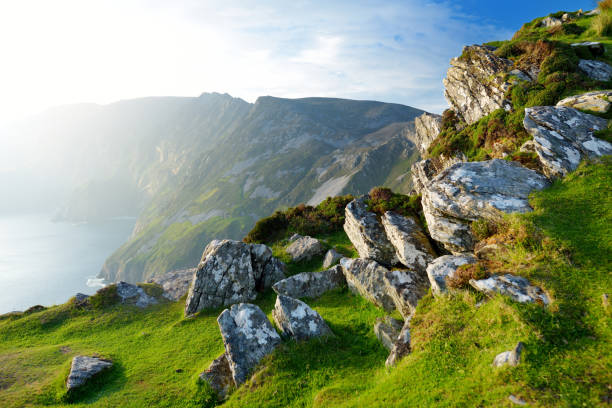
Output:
[
  {"left": 272, "top": 265, "right": 345, "bottom": 299},
  {"left": 150, "top": 268, "right": 196, "bottom": 301},
  {"left": 66, "top": 356, "right": 113, "bottom": 390},
  {"left": 116, "top": 282, "right": 158, "bottom": 308},
  {"left": 426, "top": 255, "right": 476, "bottom": 296},
  {"left": 411, "top": 153, "right": 467, "bottom": 195},
  {"left": 556, "top": 90, "right": 612, "bottom": 113}
]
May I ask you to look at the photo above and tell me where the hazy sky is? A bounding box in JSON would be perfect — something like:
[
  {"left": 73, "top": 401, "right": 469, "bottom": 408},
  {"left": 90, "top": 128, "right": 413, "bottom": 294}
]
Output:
[{"left": 0, "top": 0, "right": 596, "bottom": 125}]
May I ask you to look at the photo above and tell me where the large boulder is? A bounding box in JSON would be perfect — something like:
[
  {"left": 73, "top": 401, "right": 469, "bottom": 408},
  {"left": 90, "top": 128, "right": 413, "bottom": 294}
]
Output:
[
  {"left": 443, "top": 45, "right": 513, "bottom": 125},
  {"left": 411, "top": 153, "right": 466, "bottom": 195},
  {"left": 386, "top": 321, "right": 411, "bottom": 367},
  {"left": 374, "top": 316, "right": 403, "bottom": 351},
  {"left": 199, "top": 353, "right": 234, "bottom": 400},
  {"left": 426, "top": 255, "right": 477, "bottom": 296},
  {"left": 421, "top": 160, "right": 549, "bottom": 253},
  {"left": 414, "top": 112, "right": 442, "bottom": 155},
  {"left": 185, "top": 240, "right": 286, "bottom": 315},
  {"left": 217, "top": 303, "right": 281, "bottom": 386},
  {"left": 322, "top": 249, "right": 343, "bottom": 269},
  {"left": 578, "top": 59, "right": 612, "bottom": 81},
  {"left": 272, "top": 265, "right": 346, "bottom": 299},
  {"left": 272, "top": 295, "right": 333, "bottom": 341},
  {"left": 470, "top": 274, "right": 550, "bottom": 305},
  {"left": 384, "top": 269, "right": 429, "bottom": 319},
  {"left": 343, "top": 197, "right": 398, "bottom": 266},
  {"left": 285, "top": 236, "right": 325, "bottom": 262},
  {"left": 149, "top": 268, "right": 196, "bottom": 301},
  {"left": 66, "top": 356, "right": 112, "bottom": 390},
  {"left": 116, "top": 282, "right": 158, "bottom": 308},
  {"left": 340, "top": 258, "right": 396, "bottom": 312},
  {"left": 523, "top": 106, "right": 612, "bottom": 178},
  {"left": 556, "top": 90, "right": 612, "bottom": 113}
]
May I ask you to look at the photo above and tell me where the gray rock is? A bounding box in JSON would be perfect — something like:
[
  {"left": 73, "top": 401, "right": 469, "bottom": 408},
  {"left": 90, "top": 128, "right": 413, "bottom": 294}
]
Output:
[
  {"left": 286, "top": 236, "right": 324, "bottom": 262},
  {"left": 386, "top": 320, "right": 411, "bottom": 367},
  {"left": 272, "top": 295, "right": 333, "bottom": 341},
  {"left": 343, "top": 197, "right": 398, "bottom": 266},
  {"left": 524, "top": 106, "right": 612, "bottom": 178},
  {"left": 199, "top": 353, "right": 234, "bottom": 399},
  {"left": 217, "top": 303, "right": 281, "bottom": 386},
  {"left": 374, "top": 316, "right": 403, "bottom": 351},
  {"left": 340, "top": 258, "right": 396, "bottom": 312},
  {"left": 571, "top": 41, "right": 605, "bottom": 57},
  {"left": 470, "top": 274, "right": 550, "bottom": 305},
  {"left": 73, "top": 293, "right": 90, "bottom": 306},
  {"left": 509, "top": 395, "right": 528, "bottom": 405},
  {"left": 272, "top": 265, "right": 345, "bottom": 299},
  {"left": 586, "top": 8, "right": 601, "bottom": 16},
  {"left": 116, "top": 282, "right": 158, "bottom": 308},
  {"left": 421, "top": 160, "right": 549, "bottom": 253},
  {"left": 540, "top": 16, "right": 562, "bottom": 28},
  {"left": 322, "top": 249, "right": 343, "bottom": 269},
  {"left": 556, "top": 90, "right": 612, "bottom": 113},
  {"left": 492, "top": 342, "right": 525, "bottom": 367},
  {"left": 66, "top": 356, "right": 112, "bottom": 390},
  {"left": 411, "top": 153, "right": 466, "bottom": 195},
  {"left": 579, "top": 59, "right": 612, "bottom": 81},
  {"left": 509, "top": 69, "right": 533, "bottom": 82},
  {"left": 289, "top": 233, "right": 302, "bottom": 242},
  {"left": 384, "top": 269, "right": 429, "bottom": 319},
  {"left": 414, "top": 112, "right": 442, "bottom": 155},
  {"left": 426, "top": 255, "right": 476, "bottom": 296},
  {"left": 150, "top": 268, "right": 196, "bottom": 301}
]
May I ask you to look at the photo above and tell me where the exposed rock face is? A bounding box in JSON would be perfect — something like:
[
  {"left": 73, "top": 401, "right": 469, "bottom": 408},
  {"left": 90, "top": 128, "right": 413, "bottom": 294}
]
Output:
[
  {"left": 381, "top": 211, "right": 436, "bottom": 274},
  {"left": 374, "top": 316, "right": 403, "bottom": 351},
  {"left": 150, "top": 268, "right": 196, "bottom": 301},
  {"left": 557, "top": 90, "right": 612, "bottom": 113},
  {"left": 384, "top": 269, "right": 429, "bottom": 318},
  {"left": 578, "top": 59, "right": 612, "bottom": 81},
  {"left": 421, "top": 160, "right": 549, "bottom": 253},
  {"left": 272, "top": 295, "right": 333, "bottom": 341},
  {"left": 322, "top": 249, "right": 343, "bottom": 269},
  {"left": 411, "top": 153, "right": 466, "bottom": 195},
  {"left": 386, "top": 321, "right": 411, "bottom": 367},
  {"left": 426, "top": 255, "right": 476, "bottom": 296},
  {"left": 285, "top": 236, "right": 324, "bottom": 262},
  {"left": 185, "top": 240, "right": 286, "bottom": 315},
  {"left": 116, "top": 282, "right": 158, "bottom": 308},
  {"left": 523, "top": 106, "right": 612, "bottom": 178},
  {"left": 199, "top": 353, "right": 234, "bottom": 399},
  {"left": 66, "top": 356, "right": 112, "bottom": 390},
  {"left": 272, "top": 265, "right": 345, "bottom": 299},
  {"left": 343, "top": 197, "right": 398, "bottom": 266},
  {"left": 340, "top": 258, "right": 396, "bottom": 312},
  {"left": 492, "top": 342, "right": 525, "bottom": 367},
  {"left": 540, "top": 16, "right": 562, "bottom": 28},
  {"left": 217, "top": 303, "right": 281, "bottom": 386},
  {"left": 414, "top": 112, "right": 442, "bottom": 155},
  {"left": 470, "top": 274, "right": 550, "bottom": 305},
  {"left": 571, "top": 41, "right": 605, "bottom": 57},
  {"left": 443, "top": 45, "right": 513, "bottom": 125}
]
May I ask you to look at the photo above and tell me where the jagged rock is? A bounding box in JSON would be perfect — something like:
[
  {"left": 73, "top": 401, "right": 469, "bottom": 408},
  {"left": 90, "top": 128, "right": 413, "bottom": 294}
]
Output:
[
  {"left": 411, "top": 153, "right": 466, "bottom": 195},
  {"left": 374, "top": 316, "right": 403, "bottom": 351},
  {"left": 150, "top": 268, "right": 196, "bottom": 301},
  {"left": 443, "top": 45, "right": 513, "bottom": 125},
  {"left": 539, "top": 16, "right": 562, "bottom": 28},
  {"left": 343, "top": 197, "right": 398, "bottom": 266},
  {"left": 66, "top": 356, "right": 112, "bottom": 390},
  {"left": 414, "top": 112, "right": 442, "bottom": 155},
  {"left": 556, "top": 90, "right": 612, "bottom": 113},
  {"left": 340, "top": 258, "right": 396, "bottom": 312},
  {"left": 421, "top": 160, "right": 549, "bottom": 253},
  {"left": 199, "top": 353, "right": 234, "bottom": 399},
  {"left": 524, "top": 106, "right": 612, "bottom": 178},
  {"left": 217, "top": 303, "right": 281, "bottom": 386},
  {"left": 381, "top": 211, "right": 436, "bottom": 274},
  {"left": 185, "top": 240, "right": 286, "bottom": 315},
  {"left": 322, "top": 249, "right": 343, "bottom": 269},
  {"left": 272, "top": 265, "right": 345, "bottom": 299},
  {"left": 289, "top": 233, "right": 302, "bottom": 242},
  {"left": 579, "top": 59, "right": 612, "bottom": 81},
  {"left": 384, "top": 269, "right": 429, "bottom": 318},
  {"left": 571, "top": 41, "right": 605, "bottom": 57},
  {"left": 385, "top": 320, "right": 411, "bottom": 367},
  {"left": 272, "top": 295, "right": 333, "bottom": 341},
  {"left": 470, "top": 274, "right": 550, "bottom": 305},
  {"left": 426, "top": 255, "right": 476, "bottom": 296},
  {"left": 285, "top": 236, "right": 324, "bottom": 262},
  {"left": 116, "top": 282, "right": 158, "bottom": 308},
  {"left": 492, "top": 342, "right": 525, "bottom": 367}
]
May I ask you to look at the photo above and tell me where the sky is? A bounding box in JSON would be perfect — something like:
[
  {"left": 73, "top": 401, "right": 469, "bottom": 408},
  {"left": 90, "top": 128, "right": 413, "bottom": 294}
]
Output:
[{"left": 0, "top": 0, "right": 598, "bottom": 125}]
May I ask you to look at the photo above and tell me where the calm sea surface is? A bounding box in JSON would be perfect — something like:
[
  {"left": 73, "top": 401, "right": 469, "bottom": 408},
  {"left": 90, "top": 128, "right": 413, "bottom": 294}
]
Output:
[{"left": 0, "top": 214, "right": 134, "bottom": 314}]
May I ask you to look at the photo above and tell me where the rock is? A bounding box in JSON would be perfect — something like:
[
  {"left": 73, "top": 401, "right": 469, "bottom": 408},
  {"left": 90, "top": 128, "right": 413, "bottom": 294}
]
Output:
[
  {"left": 199, "top": 353, "right": 234, "bottom": 399},
  {"left": 340, "top": 258, "right": 396, "bottom": 312},
  {"left": 562, "top": 13, "right": 571, "bottom": 22},
  {"left": 374, "top": 316, "right": 403, "bottom": 351},
  {"left": 586, "top": 8, "right": 601, "bottom": 16},
  {"left": 556, "top": 90, "right": 612, "bottom": 113},
  {"left": 322, "top": 249, "right": 343, "bottom": 269},
  {"left": 272, "top": 295, "right": 333, "bottom": 341},
  {"left": 217, "top": 303, "right": 281, "bottom": 386},
  {"left": 289, "top": 233, "right": 302, "bottom": 242},
  {"left": 509, "top": 395, "right": 528, "bottom": 406},
  {"left": 426, "top": 255, "right": 476, "bottom": 296},
  {"left": 73, "top": 293, "right": 90, "bottom": 306},
  {"left": 116, "top": 282, "right": 158, "bottom": 308},
  {"left": 571, "top": 41, "right": 605, "bottom": 57},
  {"left": 381, "top": 211, "right": 436, "bottom": 274},
  {"left": 470, "top": 274, "right": 550, "bottom": 305},
  {"left": 385, "top": 320, "right": 411, "bottom": 367},
  {"left": 272, "top": 265, "right": 346, "bottom": 299},
  {"left": 285, "top": 236, "right": 324, "bottom": 262},
  {"left": 579, "top": 59, "right": 612, "bottom": 81},
  {"left": 343, "top": 197, "right": 398, "bottom": 266},
  {"left": 384, "top": 269, "right": 429, "bottom": 318},
  {"left": 443, "top": 45, "right": 513, "bottom": 125},
  {"left": 250, "top": 243, "right": 287, "bottom": 291},
  {"left": 524, "top": 106, "right": 612, "bottom": 178},
  {"left": 411, "top": 153, "right": 466, "bottom": 195},
  {"left": 492, "top": 342, "right": 525, "bottom": 367},
  {"left": 540, "top": 16, "right": 562, "bottom": 28},
  {"left": 509, "top": 69, "right": 533, "bottom": 82},
  {"left": 421, "top": 160, "right": 549, "bottom": 253},
  {"left": 414, "top": 112, "right": 442, "bottom": 155},
  {"left": 150, "top": 268, "right": 196, "bottom": 301},
  {"left": 66, "top": 356, "right": 112, "bottom": 390}
]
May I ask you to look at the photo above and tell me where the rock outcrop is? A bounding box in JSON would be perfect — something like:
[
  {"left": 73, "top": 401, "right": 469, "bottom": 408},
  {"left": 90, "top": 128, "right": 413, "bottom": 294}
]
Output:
[
  {"left": 66, "top": 356, "right": 112, "bottom": 390},
  {"left": 199, "top": 353, "right": 234, "bottom": 399},
  {"left": 470, "top": 274, "right": 550, "bottom": 305},
  {"left": 426, "top": 255, "right": 477, "bottom": 296},
  {"left": 150, "top": 268, "right": 196, "bottom": 301},
  {"left": 411, "top": 153, "right": 467, "bottom": 195},
  {"left": 217, "top": 303, "right": 281, "bottom": 386},
  {"left": 322, "top": 249, "right": 343, "bottom": 269},
  {"left": 421, "top": 159, "right": 549, "bottom": 253},
  {"left": 386, "top": 321, "right": 411, "bottom": 367},
  {"left": 492, "top": 342, "right": 525, "bottom": 367},
  {"left": 384, "top": 269, "right": 429, "bottom": 318},
  {"left": 523, "top": 106, "right": 612, "bottom": 178},
  {"left": 116, "top": 282, "right": 158, "bottom": 308},
  {"left": 556, "top": 90, "right": 612, "bottom": 113},
  {"left": 340, "top": 258, "right": 396, "bottom": 312},
  {"left": 374, "top": 316, "right": 403, "bottom": 351},
  {"left": 272, "top": 265, "right": 345, "bottom": 299},
  {"left": 273, "top": 295, "right": 333, "bottom": 341},
  {"left": 578, "top": 59, "right": 612, "bottom": 81},
  {"left": 285, "top": 236, "right": 324, "bottom": 262},
  {"left": 414, "top": 112, "right": 442, "bottom": 155},
  {"left": 540, "top": 16, "right": 562, "bottom": 28}
]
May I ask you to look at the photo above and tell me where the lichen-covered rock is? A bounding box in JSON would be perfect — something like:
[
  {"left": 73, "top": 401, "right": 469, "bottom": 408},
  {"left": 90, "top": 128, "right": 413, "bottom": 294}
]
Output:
[
  {"left": 411, "top": 153, "right": 466, "bottom": 195},
  {"left": 285, "top": 236, "right": 324, "bottom": 262},
  {"left": 217, "top": 303, "right": 281, "bottom": 386},
  {"left": 426, "top": 255, "right": 476, "bottom": 296},
  {"left": 199, "top": 353, "right": 234, "bottom": 400},
  {"left": 492, "top": 342, "right": 525, "bottom": 367},
  {"left": 66, "top": 356, "right": 112, "bottom": 390},
  {"left": 470, "top": 274, "right": 550, "bottom": 305},
  {"left": 150, "top": 268, "right": 196, "bottom": 301},
  {"left": 116, "top": 281, "right": 158, "bottom": 308},
  {"left": 343, "top": 197, "right": 398, "bottom": 266},
  {"left": 539, "top": 16, "right": 562, "bottom": 28},
  {"left": 571, "top": 41, "right": 605, "bottom": 57},
  {"left": 556, "top": 90, "right": 612, "bottom": 113},
  {"left": 322, "top": 249, "right": 343, "bottom": 269},
  {"left": 578, "top": 59, "right": 612, "bottom": 81},
  {"left": 443, "top": 45, "right": 513, "bottom": 125},
  {"left": 340, "top": 258, "right": 396, "bottom": 312},
  {"left": 385, "top": 320, "right": 411, "bottom": 367},
  {"left": 422, "top": 160, "right": 549, "bottom": 253},
  {"left": 272, "top": 295, "right": 333, "bottom": 341},
  {"left": 374, "top": 316, "right": 403, "bottom": 351},
  {"left": 384, "top": 269, "right": 429, "bottom": 318},
  {"left": 272, "top": 265, "right": 345, "bottom": 299},
  {"left": 414, "top": 112, "right": 442, "bottom": 155},
  {"left": 524, "top": 106, "right": 612, "bottom": 178}
]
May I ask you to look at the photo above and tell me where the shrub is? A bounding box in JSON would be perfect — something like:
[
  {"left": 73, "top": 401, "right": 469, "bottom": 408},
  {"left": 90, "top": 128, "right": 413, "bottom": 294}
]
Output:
[
  {"left": 366, "top": 189, "right": 422, "bottom": 219},
  {"left": 243, "top": 211, "right": 288, "bottom": 244},
  {"left": 89, "top": 285, "right": 120, "bottom": 310},
  {"left": 446, "top": 263, "right": 488, "bottom": 290}
]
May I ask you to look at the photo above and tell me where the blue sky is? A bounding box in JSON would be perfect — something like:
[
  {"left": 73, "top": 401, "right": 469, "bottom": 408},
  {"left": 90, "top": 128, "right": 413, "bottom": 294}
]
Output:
[{"left": 0, "top": 0, "right": 600, "bottom": 124}]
